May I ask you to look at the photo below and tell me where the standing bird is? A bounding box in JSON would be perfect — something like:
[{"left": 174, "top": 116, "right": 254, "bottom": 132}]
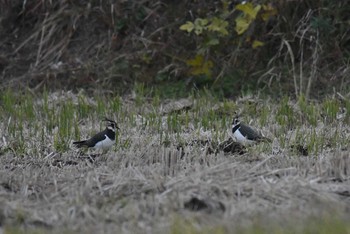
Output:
[
  {"left": 231, "top": 116, "right": 271, "bottom": 145},
  {"left": 73, "top": 118, "right": 119, "bottom": 151}
]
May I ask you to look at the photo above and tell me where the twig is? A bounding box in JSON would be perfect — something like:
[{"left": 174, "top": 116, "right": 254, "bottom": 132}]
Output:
[
  {"left": 35, "top": 13, "right": 48, "bottom": 67},
  {"left": 283, "top": 39, "right": 298, "bottom": 98}
]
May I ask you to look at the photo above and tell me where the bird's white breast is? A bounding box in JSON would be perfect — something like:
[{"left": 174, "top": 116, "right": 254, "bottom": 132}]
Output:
[
  {"left": 233, "top": 127, "right": 254, "bottom": 145},
  {"left": 93, "top": 135, "right": 115, "bottom": 150}
]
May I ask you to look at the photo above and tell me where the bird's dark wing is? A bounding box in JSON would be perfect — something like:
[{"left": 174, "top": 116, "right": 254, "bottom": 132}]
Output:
[
  {"left": 85, "top": 130, "right": 107, "bottom": 147},
  {"left": 239, "top": 123, "right": 262, "bottom": 140},
  {"left": 73, "top": 129, "right": 108, "bottom": 148}
]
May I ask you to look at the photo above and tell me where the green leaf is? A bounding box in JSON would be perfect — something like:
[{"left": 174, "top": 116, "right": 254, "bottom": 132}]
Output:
[{"left": 206, "top": 38, "right": 220, "bottom": 46}]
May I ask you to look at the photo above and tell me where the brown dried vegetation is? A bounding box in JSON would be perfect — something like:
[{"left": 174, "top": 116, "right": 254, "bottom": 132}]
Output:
[
  {"left": 0, "top": 91, "right": 349, "bottom": 233},
  {"left": 1, "top": 0, "right": 349, "bottom": 97}
]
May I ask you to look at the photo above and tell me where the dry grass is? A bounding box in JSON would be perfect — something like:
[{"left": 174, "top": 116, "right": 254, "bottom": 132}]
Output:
[{"left": 0, "top": 91, "right": 349, "bottom": 233}]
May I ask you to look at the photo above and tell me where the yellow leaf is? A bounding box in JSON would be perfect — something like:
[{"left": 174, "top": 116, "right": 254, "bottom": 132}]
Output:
[
  {"left": 141, "top": 54, "right": 152, "bottom": 64},
  {"left": 179, "top": 21, "right": 195, "bottom": 33},
  {"left": 207, "top": 17, "right": 229, "bottom": 35},
  {"left": 186, "top": 55, "right": 213, "bottom": 77},
  {"left": 180, "top": 18, "right": 209, "bottom": 35},
  {"left": 252, "top": 40, "right": 264, "bottom": 49},
  {"left": 235, "top": 16, "right": 251, "bottom": 35},
  {"left": 186, "top": 54, "right": 204, "bottom": 66},
  {"left": 194, "top": 18, "right": 209, "bottom": 27},
  {"left": 193, "top": 18, "right": 209, "bottom": 35},
  {"left": 222, "top": 0, "right": 229, "bottom": 10},
  {"left": 235, "top": 3, "right": 261, "bottom": 19},
  {"left": 261, "top": 4, "right": 278, "bottom": 22},
  {"left": 220, "top": 0, "right": 231, "bottom": 18}
]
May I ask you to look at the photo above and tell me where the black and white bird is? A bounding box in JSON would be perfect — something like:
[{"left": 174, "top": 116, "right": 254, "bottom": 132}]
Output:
[
  {"left": 73, "top": 118, "right": 119, "bottom": 151},
  {"left": 231, "top": 116, "right": 271, "bottom": 144}
]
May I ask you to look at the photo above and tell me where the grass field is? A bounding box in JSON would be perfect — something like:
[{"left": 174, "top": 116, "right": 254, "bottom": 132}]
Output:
[{"left": 0, "top": 89, "right": 349, "bottom": 234}]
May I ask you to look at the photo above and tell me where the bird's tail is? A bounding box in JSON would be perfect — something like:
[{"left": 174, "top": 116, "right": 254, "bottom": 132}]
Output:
[{"left": 73, "top": 140, "right": 87, "bottom": 148}]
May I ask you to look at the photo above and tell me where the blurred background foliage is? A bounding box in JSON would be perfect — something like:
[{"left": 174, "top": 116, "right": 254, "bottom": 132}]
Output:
[{"left": 0, "top": 0, "right": 349, "bottom": 98}]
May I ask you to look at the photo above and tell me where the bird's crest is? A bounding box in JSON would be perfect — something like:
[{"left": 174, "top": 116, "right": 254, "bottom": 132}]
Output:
[{"left": 104, "top": 117, "right": 116, "bottom": 123}]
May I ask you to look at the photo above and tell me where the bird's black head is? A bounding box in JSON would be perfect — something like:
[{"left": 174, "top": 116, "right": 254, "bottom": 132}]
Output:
[
  {"left": 232, "top": 116, "right": 240, "bottom": 126},
  {"left": 104, "top": 117, "right": 119, "bottom": 132}
]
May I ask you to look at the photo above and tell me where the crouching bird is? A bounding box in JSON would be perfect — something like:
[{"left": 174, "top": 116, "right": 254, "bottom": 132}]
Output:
[
  {"left": 73, "top": 118, "right": 119, "bottom": 152},
  {"left": 232, "top": 116, "right": 271, "bottom": 145}
]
